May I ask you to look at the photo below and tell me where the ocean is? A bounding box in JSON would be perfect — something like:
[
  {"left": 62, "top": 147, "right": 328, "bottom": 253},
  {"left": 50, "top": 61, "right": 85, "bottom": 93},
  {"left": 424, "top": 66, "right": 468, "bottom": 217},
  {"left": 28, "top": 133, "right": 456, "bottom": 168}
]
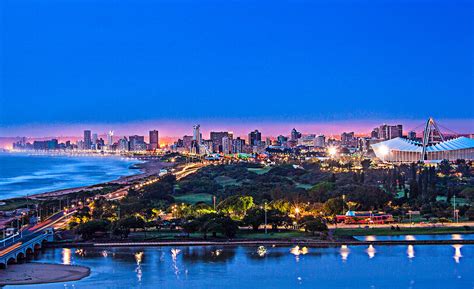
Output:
[{"left": 0, "top": 153, "right": 141, "bottom": 200}]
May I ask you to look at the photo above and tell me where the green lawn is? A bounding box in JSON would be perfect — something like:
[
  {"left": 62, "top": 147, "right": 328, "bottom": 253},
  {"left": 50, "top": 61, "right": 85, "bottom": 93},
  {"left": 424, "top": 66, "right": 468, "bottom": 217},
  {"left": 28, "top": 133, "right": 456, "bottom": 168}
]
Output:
[
  {"left": 236, "top": 230, "right": 308, "bottom": 239},
  {"left": 333, "top": 226, "right": 474, "bottom": 237},
  {"left": 128, "top": 229, "right": 310, "bottom": 240},
  {"left": 214, "top": 176, "right": 240, "bottom": 187},
  {"left": 247, "top": 167, "right": 271, "bottom": 175},
  {"left": 174, "top": 193, "right": 214, "bottom": 205},
  {"left": 295, "top": 183, "right": 313, "bottom": 190}
]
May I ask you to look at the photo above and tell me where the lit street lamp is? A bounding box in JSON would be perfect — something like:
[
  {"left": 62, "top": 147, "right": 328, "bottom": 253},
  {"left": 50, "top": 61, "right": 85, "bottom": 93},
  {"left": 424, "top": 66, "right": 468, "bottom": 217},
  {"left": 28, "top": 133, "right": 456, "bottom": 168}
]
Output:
[{"left": 264, "top": 202, "right": 268, "bottom": 234}]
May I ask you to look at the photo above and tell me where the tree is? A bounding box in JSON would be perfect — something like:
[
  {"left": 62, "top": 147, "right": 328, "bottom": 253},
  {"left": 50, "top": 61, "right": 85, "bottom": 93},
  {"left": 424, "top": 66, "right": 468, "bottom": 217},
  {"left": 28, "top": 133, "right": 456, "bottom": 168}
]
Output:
[
  {"left": 191, "top": 213, "right": 239, "bottom": 238},
  {"left": 76, "top": 220, "right": 110, "bottom": 240},
  {"left": 465, "top": 207, "right": 474, "bottom": 221},
  {"left": 439, "top": 159, "right": 452, "bottom": 175},
  {"left": 323, "top": 197, "right": 343, "bottom": 217},
  {"left": 270, "top": 199, "right": 291, "bottom": 214},
  {"left": 119, "top": 216, "right": 145, "bottom": 232},
  {"left": 308, "top": 182, "right": 335, "bottom": 202},
  {"left": 460, "top": 187, "right": 474, "bottom": 202},
  {"left": 303, "top": 218, "right": 328, "bottom": 235},
  {"left": 242, "top": 208, "right": 265, "bottom": 231},
  {"left": 361, "top": 159, "right": 372, "bottom": 171},
  {"left": 266, "top": 209, "right": 291, "bottom": 230},
  {"left": 217, "top": 195, "right": 254, "bottom": 218}
]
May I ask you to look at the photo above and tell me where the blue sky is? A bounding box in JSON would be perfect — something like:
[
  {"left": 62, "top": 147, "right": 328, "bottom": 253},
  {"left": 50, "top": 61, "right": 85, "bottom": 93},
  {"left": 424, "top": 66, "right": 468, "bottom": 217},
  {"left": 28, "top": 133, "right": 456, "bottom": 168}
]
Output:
[{"left": 1, "top": 0, "right": 473, "bottom": 136}]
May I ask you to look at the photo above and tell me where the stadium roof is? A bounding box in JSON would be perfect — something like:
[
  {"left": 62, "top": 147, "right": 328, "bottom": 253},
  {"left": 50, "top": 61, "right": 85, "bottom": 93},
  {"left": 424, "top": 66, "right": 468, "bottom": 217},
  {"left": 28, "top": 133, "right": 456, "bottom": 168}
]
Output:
[{"left": 371, "top": 137, "right": 474, "bottom": 152}]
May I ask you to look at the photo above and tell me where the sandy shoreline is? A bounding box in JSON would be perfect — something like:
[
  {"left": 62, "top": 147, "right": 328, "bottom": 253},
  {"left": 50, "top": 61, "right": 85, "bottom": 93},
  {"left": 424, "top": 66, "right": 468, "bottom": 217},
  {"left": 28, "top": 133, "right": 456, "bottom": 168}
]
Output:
[{"left": 0, "top": 263, "right": 90, "bottom": 286}]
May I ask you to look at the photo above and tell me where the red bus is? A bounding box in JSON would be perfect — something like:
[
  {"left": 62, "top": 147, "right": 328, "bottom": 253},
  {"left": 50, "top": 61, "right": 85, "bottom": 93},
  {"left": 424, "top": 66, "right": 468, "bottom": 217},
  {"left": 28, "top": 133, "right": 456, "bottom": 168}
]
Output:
[{"left": 336, "top": 211, "right": 394, "bottom": 224}]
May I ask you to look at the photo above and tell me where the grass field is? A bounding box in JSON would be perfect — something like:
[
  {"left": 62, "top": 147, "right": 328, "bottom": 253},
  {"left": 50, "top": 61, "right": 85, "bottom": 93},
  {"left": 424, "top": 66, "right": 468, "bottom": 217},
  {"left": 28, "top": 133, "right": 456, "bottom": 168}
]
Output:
[
  {"left": 129, "top": 229, "right": 309, "bottom": 240},
  {"left": 174, "top": 193, "right": 214, "bottom": 205},
  {"left": 237, "top": 230, "right": 308, "bottom": 239},
  {"left": 295, "top": 183, "right": 313, "bottom": 190},
  {"left": 247, "top": 167, "right": 271, "bottom": 175},
  {"left": 333, "top": 226, "right": 474, "bottom": 237},
  {"left": 214, "top": 176, "right": 240, "bottom": 187}
]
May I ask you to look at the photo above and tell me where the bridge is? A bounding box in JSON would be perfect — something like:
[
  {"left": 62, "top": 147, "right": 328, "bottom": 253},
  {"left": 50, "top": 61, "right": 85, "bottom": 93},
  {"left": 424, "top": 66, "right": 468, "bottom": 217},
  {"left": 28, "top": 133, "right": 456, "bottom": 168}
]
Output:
[
  {"left": 0, "top": 228, "right": 54, "bottom": 268},
  {"left": 0, "top": 209, "right": 73, "bottom": 269}
]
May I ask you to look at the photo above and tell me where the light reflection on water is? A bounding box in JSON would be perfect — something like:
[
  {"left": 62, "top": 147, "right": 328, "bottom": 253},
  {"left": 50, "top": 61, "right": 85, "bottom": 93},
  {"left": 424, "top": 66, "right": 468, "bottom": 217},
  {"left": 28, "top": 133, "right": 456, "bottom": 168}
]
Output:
[
  {"left": 407, "top": 245, "right": 415, "bottom": 259},
  {"left": 355, "top": 234, "right": 474, "bottom": 241},
  {"left": 14, "top": 245, "right": 474, "bottom": 289},
  {"left": 452, "top": 245, "right": 463, "bottom": 263}
]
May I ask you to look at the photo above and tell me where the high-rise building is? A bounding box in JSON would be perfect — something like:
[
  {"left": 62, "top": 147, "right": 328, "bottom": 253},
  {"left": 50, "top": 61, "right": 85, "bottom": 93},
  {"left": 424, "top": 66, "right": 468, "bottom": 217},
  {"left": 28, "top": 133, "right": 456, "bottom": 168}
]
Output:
[
  {"left": 183, "top": 135, "right": 193, "bottom": 151},
  {"left": 290, "top": 128, "right": 302, "bottom": 141},
  {"left": 315, "top": 135, "right": 326, "bottom": 147},
  {"left": 232, "top": 137, "right": 245, "bottom": 153},
  {"left": 193, "top": 125, "right": 202, "bottom": 144},
  {"left": 210, "top": 131, "right": 232, "bottom": 153},
  {"left": 378, "top": 124, "right": 403, "bottom": 140},
  {"left": 298, "top": 135, "right": 316, "bottom": 147},
  {"left": 341, "top": 132, "right": 355, "bottom": 145},
  {"left": 408, "top": 131, "right": 417, "bottom": 140},
  {"left": 92, "top": 133, "right": 98, "bottom": 145},
  {"left": 265, "top": 137, "right": 272, "bottom": 146},
  {"left": 248, "top": 130, "right": 261, "bottom": 146},
  {"left": 371, "top": 128, "right": 379, "bottom": 139},
  {"left": 149, "top": 130, "right": 159, "bottom": 150},
  {"left": 83, "top": 130, "right": 92, "bottom": 150},
  {"left": 118, "top": 137, "right": 129, "bottom": 151},
  {"left": 222, "top": 136, "right": 232, "bottom": 154},
  {"left": 277, "top": 135, "right": 288, "bottom": 145},
  {"left": 108, "top": 131, "right": 114, "bottom": 148},
  {"left": 129, "top": 135, "right": 146, "bottom": 151}
]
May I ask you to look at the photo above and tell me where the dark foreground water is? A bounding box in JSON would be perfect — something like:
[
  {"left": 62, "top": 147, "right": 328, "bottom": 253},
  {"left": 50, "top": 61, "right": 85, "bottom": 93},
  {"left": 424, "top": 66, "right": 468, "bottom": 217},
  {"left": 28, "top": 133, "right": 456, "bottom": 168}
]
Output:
[
  {"left": 8, "top": 244, "right": 474, "bottom": 289},
  {"left": 354, "top": 233, "right": 474, "bottom": 241},
  {"left": 0, "top": 153, "right": 141, "bottom": 199}
]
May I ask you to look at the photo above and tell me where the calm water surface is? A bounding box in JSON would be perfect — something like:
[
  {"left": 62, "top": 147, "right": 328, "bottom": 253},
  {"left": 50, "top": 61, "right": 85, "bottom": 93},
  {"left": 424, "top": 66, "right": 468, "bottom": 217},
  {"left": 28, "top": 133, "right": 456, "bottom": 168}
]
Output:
[
  {"left": 8, "top": 244, "right": 474, "bottom": 289},
  {"left": 0, "top": 153, "right": 141, "bottom": 199},
  {"left": 354, "top": 234, "right": 474, "bottom": 241}
]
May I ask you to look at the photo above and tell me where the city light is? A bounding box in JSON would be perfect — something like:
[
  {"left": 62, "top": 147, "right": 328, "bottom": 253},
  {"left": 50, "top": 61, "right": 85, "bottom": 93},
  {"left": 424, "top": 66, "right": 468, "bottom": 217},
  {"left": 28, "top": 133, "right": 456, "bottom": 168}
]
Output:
[
  {"left": 328, "top": 146, "right": 337, "bottom": 157},
  {"left": 379, "top": 145, "right": 389, "bottom": 157}
]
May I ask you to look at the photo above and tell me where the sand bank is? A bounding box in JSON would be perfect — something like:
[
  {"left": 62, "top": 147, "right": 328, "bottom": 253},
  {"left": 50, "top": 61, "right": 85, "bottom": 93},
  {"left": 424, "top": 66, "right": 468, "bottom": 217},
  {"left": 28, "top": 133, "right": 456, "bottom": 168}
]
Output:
[{"left": 0, "top": 263, "right": 90, "bottom": 286}]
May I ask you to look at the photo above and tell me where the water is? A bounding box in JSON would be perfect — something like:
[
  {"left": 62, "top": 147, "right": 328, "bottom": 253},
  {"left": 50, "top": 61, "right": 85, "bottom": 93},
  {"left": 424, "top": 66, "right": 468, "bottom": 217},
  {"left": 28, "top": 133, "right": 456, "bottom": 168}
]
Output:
[
  {"left": 354, "top": 234, "right": 474, "bottom": 241},
  {"left": 8, "top": 244, "right": 474, "bottom": 289},
  {"left": 0, "top": 153, "right": 141, "bottom": 200}
]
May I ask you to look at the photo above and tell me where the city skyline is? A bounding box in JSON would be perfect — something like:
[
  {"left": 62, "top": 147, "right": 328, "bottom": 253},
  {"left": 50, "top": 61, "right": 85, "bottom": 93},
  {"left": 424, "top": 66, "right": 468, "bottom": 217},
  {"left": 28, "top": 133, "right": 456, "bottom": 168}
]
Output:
[{"left": 1, "top": 117, "right": 473, "bottom": 140}]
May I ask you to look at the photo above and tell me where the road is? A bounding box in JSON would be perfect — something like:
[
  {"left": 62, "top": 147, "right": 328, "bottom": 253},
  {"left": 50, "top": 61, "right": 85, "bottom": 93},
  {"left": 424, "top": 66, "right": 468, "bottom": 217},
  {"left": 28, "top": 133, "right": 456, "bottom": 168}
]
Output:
[{"left": 0, "top": 210, "right": 70, "bottom": 250}]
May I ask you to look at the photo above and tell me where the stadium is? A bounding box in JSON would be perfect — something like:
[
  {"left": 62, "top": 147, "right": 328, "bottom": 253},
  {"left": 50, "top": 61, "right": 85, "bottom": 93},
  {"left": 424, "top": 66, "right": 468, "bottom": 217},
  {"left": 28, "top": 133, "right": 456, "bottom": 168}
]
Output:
[{"left": 372, "top": 118, "right": 474, "bottom": 163}]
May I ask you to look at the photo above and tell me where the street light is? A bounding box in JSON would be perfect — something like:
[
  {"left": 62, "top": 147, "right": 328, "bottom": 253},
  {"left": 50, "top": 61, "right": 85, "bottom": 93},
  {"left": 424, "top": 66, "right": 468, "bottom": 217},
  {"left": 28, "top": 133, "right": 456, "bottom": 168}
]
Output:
[
  {"left": 295, "top": 207, "right": 300, "bottom": 221},
  {"left": 264, "top": 202, "right": 268, "bottom": 234},
  {"left": 328, "top": 147, "right": 337, "bottom": 158}
]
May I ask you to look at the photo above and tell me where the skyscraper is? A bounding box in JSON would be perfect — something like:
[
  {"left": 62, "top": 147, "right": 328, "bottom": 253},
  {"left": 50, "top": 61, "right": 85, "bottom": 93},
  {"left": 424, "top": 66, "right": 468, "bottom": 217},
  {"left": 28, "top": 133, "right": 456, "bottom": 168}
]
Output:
[
  {"left": 108, "top": 131, "right": 114, "bottom": 149},
  {"left": 149, "top": 130, "right": 159, "bottom": 150},
  {"left": 210, "top": 131, "right": 232, "bottom": 152},
  {"left": 408, "top": 131, "right": 417, "bottom": 140},
  {"left": 193, "top": 125, "right": 202, "bottom": 144},
  {"left": 290, "top": 128, "right": 301, "bottom": 141},
  {"left": 315, "top": 135, "right": 326, "bottom": 148},
  {"left": 129, "top": 135, "right": 146, "bottom": 151},
  {"left": 83, "top": 130, "right": 92, "bottom": 150},
  {"left": 232, "top": 137, "right": 245, "bottom": 153},
  {"left": 248, "top": 130, "right": 261, "bottom": 146},
  {"left": 378, "top": 124, "right": 403, "bottom": 140},
  {"left": 222, "top": 136, "right": 232, "bottom": 154}
]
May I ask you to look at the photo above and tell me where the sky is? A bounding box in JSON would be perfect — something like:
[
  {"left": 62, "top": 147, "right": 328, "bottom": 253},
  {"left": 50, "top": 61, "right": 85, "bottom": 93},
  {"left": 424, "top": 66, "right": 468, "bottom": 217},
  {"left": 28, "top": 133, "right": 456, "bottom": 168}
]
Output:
[{"left": 1, "top": 0, "right": 473, "bottom": 138}]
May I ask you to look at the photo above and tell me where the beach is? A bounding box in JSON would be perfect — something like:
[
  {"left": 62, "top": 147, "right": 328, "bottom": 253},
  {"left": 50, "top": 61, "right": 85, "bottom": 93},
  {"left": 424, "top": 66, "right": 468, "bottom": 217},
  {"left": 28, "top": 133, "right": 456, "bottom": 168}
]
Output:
[{"left": 0, "top": 263, "right": 90, "bottom": 286}]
